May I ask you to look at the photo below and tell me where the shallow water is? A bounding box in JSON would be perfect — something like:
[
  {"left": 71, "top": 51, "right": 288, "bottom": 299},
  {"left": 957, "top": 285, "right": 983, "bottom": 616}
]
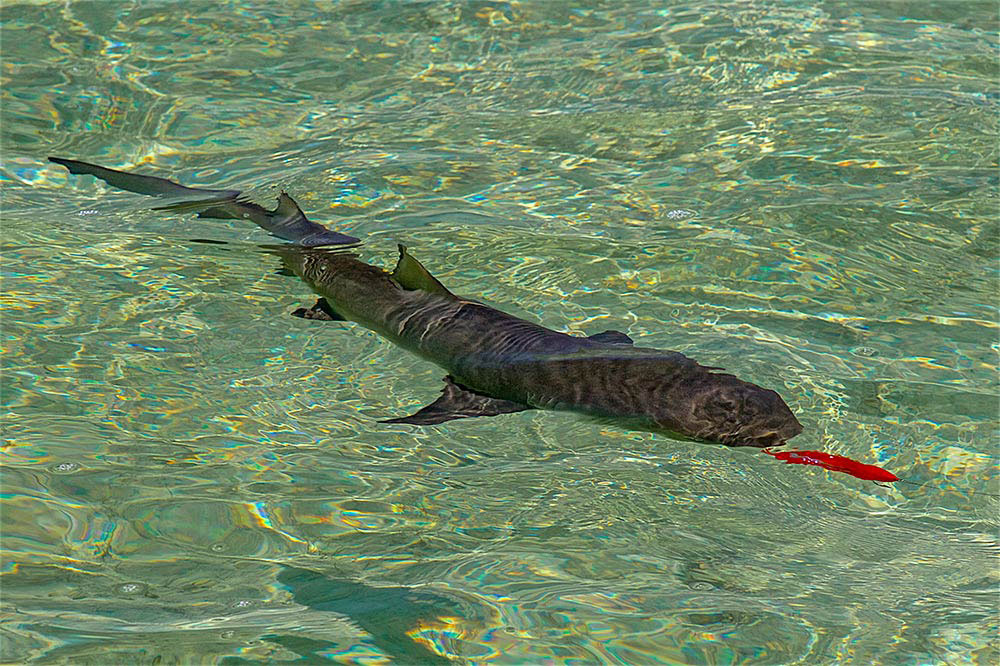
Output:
[{"left": 2, "top": 1, "right": 997, "bottom": 664}]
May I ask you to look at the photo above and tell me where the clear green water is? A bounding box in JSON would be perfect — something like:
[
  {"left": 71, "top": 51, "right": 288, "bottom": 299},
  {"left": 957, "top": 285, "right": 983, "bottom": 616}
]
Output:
[{"left": 2, "top": 1, "right": 997, "bottom": 664}]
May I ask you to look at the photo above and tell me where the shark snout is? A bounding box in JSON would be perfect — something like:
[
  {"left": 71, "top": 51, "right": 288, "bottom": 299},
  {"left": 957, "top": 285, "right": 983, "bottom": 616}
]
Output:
[
  {"left": 692, "top": 381, "right": 802, "bottom": 448},
  {"left": 738, "top": 389, "right": 803, "bottom": 447}
]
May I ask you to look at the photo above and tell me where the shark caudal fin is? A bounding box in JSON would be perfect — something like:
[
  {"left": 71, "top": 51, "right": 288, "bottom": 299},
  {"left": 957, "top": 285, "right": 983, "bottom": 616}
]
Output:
[
  {"left": 48, "top": 157, "right": 239, "bottom": 199},
  {"left": 48, "top": 157, "right": 358, "bottom": 247},
  {"left": 390, "top": 244, "right": 457, "bottom": 298}
]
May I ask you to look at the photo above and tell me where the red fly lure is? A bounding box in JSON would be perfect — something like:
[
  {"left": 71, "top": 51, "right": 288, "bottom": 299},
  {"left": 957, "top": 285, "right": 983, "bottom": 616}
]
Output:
[{"left": 762, "top": 449, "right": 900, "bottom": 482}]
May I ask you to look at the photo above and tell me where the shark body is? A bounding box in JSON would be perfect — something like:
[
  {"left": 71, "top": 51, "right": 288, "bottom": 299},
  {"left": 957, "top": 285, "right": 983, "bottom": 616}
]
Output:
[
  {"left": 49, "top": 157, "right": 803, "bottom": 448},
  {"left": 283, "top": 246, "right": 802, "bottom": 447}
]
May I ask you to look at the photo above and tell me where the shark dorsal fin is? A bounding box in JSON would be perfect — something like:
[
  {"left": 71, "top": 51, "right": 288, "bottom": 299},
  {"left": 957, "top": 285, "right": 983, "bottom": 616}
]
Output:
[
  {"left": 391, "top": 244, "right": 457, "bottom": 299},
  {"left": 274, "top": 191, "right": 306, "bottom": 220}
]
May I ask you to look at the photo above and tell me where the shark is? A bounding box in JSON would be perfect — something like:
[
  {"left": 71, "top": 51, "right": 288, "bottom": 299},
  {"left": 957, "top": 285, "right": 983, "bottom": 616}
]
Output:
[
  {"left": 48, "top": 157, "right": 803, "bottom": 448},
  {"left": 47, "top": 156, "right": 359, "bottom": 247}
]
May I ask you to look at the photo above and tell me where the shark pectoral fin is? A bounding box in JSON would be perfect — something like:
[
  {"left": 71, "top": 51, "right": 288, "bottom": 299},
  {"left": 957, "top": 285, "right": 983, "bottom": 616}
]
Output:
[
  {"left": 588, "top": 330, "right": 634, "bottom": 345},
  {"left": 381, "top": 376, "right": 531, "bottom": 425},
  {"left": 48, "top": 156, "right": 240, "bottom": 199},
  {"left": 390, "top": 244, "right": 457, "bottom": 298},
  {"left": 291, "top": 298, "right": 345, "bottom": 321}
]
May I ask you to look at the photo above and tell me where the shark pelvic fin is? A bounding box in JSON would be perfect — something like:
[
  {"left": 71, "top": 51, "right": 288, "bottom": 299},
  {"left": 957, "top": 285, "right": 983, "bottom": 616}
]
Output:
[
  {"left": 381, "top": 376, "right": 531, "bottom": 425},
  {"left": 291, "top": 298, "right": 345, "bottom": 321},
  {"left": 588, "top": 330, "right": 634, "bottom": 345},
  {"left": 390, "top": 244, "right": 457, "bottom": 298}
]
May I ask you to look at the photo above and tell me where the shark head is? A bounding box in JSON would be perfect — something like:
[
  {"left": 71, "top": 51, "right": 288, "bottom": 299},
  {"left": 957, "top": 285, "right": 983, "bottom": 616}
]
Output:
[{"left": 682, "top": 376, "right": 803, "bottom": 448}]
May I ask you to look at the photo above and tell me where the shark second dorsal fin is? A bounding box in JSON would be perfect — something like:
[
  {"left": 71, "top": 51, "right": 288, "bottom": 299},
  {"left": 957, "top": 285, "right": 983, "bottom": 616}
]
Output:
[{"left": 391, "top": 244, "right": 457, "bottom": 299}]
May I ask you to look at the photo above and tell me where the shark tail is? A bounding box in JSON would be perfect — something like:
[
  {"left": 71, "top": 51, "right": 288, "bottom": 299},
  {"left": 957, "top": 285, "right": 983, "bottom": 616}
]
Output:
[
  {"left": 47, "top": 156, "right": 238, "bottom": 199},
  {"left": 48, "top": 157, "right": 359, "bottom": 247}
]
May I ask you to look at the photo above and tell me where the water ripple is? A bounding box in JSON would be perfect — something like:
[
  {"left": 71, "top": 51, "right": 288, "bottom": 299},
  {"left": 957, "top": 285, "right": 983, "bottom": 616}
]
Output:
[{"left": 2, "top": 1, "right": 997, "bottom": 663}]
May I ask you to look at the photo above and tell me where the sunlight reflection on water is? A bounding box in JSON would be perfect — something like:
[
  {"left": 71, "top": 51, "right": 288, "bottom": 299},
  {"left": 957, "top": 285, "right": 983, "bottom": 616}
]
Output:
[{"left": 2, "top": 0, "right": 998, "bottom": 664}]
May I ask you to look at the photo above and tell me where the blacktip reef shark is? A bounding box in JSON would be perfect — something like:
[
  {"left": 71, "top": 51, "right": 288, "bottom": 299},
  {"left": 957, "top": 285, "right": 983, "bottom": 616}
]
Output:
[{"left": 49, "top": 156, "right": 802, "bottom": 449}]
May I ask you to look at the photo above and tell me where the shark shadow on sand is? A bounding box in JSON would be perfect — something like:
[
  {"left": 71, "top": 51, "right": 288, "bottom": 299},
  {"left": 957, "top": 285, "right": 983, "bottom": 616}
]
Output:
[{"left": 264, "top": 565, "right": 470, "bottom": 664}]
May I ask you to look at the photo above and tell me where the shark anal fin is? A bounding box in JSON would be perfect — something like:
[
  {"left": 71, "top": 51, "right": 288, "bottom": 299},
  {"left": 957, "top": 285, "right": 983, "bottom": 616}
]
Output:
[
  {"left": 588, "top": 329, "right": 634, "bottom": 345},
  {"left": 291, "top": 298, "right": 345, "bottom": 321},
  {"left": 381, "top": 376, "right": 531, "bottom": 425},
  {"left": 391, "top": 244, "right": 457, "bottom": 298}
]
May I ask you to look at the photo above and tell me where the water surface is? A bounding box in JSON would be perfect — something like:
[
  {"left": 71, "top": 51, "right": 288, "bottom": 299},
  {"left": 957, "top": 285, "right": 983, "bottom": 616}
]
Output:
[{"left": 2, "top": 1, "right": 997, "bottom": 664}]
